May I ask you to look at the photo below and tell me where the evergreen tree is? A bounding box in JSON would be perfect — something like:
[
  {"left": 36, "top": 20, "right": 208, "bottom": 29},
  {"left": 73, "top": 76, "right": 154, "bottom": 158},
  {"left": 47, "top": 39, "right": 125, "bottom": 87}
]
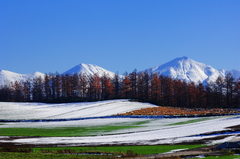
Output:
[
  {"left": 113, "top": 73, "right": 120, "bottom": 99},
  {"left": 129, "top": 69, "right": 137, "bottom": 99},
  {"left": 44, "top": 74, "right": 51, "bottom": 100},
  {"left": 32, "top": 77, "right": 43, "bottom": 101},
  {"left": 23, "top": 79, "right": 31, "bottom": 101},
  {"left": 225, "top": 73, "right": 234, "bottom": 107}
]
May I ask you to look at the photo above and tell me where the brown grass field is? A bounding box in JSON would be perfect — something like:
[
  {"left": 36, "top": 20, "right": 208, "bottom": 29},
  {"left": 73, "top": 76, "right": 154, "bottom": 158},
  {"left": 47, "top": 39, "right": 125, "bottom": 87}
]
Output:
[{"left": 117, "top": 106, "right": 240, "bottom": 116}]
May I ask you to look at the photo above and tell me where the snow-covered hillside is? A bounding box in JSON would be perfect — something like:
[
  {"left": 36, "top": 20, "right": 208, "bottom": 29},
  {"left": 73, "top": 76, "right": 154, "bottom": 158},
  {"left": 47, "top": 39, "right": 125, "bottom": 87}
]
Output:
[
  {"left": 0, "top": 99, "right": 157, "bottom": 120},
  {"left": 62, "top": 63, "right": 118, "bottom": 79},
  {"left": 0, "top": 70, "right": 45, "bottom": 86},
  {"left": 146, "top": 56, "right": 238, "bottom": 84}
]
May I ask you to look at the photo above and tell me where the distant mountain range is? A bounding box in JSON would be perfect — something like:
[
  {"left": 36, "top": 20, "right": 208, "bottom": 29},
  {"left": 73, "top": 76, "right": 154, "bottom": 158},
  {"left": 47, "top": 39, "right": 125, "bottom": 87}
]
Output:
[{"left": 0, "top": 56, "right": 239, "bottom": 86}]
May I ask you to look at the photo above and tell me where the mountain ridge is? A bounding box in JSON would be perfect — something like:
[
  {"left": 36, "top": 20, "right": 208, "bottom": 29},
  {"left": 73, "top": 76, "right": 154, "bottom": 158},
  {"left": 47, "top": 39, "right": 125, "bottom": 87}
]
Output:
[
  {"left": 0, "top": 70, "right": 45, "bottom": 86},
  {"left": 0, "top": 57, "right": 239, "bottom": 85}
]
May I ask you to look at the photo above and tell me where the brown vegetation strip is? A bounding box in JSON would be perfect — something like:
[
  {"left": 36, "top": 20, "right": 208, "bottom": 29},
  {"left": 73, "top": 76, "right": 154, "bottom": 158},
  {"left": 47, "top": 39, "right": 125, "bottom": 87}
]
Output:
[{"left": 117, "top": 106, "right": 240, "bottom": 116}]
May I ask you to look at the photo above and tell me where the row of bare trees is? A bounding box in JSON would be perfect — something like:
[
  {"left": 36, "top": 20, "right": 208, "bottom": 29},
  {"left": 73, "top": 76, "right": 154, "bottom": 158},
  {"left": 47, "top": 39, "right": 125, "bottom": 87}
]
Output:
[{"left": 0, "top": 71, "right": 239, "bottom": 108}]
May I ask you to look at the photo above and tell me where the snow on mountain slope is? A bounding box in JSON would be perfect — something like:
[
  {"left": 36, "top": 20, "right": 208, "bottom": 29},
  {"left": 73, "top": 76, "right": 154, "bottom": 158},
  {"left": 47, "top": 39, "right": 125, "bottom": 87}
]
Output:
[
  {"left": 0, "top": 70, "right": 45, "bottom": 86},
  {"left": 1, "top": 58, "right": 239, "bottom": 86},
  {"left": 146, "top": 56, "right": 227, "bottom": 84},
  {"left": 62, "top": 63, "right": 118, "bottom": 78}
]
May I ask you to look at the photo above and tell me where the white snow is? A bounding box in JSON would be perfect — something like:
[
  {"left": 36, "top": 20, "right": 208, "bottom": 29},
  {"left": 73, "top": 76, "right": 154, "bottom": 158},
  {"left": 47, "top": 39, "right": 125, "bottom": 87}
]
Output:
[
  {"left": 1, "top": 100, "right": 240, "bottom": 146},
  {"left": 0, "top": 99, "right": 157, "bottom": 120},
  {"left": 146, "top": 56, "right": 239, "bottom": 84},
  {"left": 1, "top": 58, "right": 239, "bottom": 86},
  {"left": 2, "top": 115, "right": 240, "bottom": 146},
  {"left": 62, "top": 63, "right": 120, "bottom": 78}
]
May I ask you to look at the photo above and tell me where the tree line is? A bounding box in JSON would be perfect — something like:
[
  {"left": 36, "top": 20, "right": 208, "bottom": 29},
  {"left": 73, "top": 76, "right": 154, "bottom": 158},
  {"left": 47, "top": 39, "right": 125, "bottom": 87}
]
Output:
[{"left": 0, "top": 70, "right": 239, "bottom": 108}]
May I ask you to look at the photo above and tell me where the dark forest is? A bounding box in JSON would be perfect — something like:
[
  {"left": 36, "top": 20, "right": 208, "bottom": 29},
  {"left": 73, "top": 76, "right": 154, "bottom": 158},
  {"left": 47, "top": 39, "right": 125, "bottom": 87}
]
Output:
[{"left": 0, "top": 70, "right": 239, "bottom": 108}]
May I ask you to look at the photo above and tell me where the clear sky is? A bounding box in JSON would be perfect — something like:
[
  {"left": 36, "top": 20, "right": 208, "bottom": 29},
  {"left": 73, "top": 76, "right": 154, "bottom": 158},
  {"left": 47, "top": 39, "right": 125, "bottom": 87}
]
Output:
[{"left": 1, "top": 0, "right": 239, "bottom": 75}]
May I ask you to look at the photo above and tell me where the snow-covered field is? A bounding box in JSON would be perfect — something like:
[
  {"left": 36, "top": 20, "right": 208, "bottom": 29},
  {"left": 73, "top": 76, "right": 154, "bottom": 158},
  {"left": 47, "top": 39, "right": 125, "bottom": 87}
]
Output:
[
  {"left": 0, "top": 99, "right": 157, "bottom": 120},
  {"left": 1, "top": 99, "right": 240, "bottom": 146}
]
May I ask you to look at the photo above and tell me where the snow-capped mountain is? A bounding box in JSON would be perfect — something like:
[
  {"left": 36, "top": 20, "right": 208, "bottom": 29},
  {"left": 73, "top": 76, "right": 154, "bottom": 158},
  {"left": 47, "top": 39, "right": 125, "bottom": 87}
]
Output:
[
  {"left": 0, "top": 58, "right": 239, "bottom": 86},
  {"left": 0, "top": 70, "right": 45, "bottom": 86},
  {"left": 62, "top": 63, "right": 118, "bottom": 79},
  {"left": 146, "top": 56, "right": 239, "bottom": 84},
  {"left": 0, "top": 64, "right": 119, "bottom": 86}
]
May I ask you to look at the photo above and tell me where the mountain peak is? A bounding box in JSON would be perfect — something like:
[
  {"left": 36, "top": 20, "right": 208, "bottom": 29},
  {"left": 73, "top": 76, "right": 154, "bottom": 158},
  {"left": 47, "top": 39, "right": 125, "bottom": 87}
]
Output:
[
  {"left": 179, "top": 56, "right": 189, "bottom": 60},
  {"left": 147, "top": 57, "right": 224, "bottom": 84},
  {"left": 78, "top": 63, "right": 97, "bottom": 69},
  {"left": 173, "top": 56, "right": 195, "bottom": 64},
  {"left": 62, "top": 63, "right": 117, "bottom": 78}
]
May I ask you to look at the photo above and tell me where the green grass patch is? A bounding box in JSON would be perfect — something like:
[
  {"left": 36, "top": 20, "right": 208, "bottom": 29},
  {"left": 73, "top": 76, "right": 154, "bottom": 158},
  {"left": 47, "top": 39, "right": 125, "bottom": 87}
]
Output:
[
  {"left": 1, "top": 147, "right": 239, "bottom": 159},
  {"left": 0, "top": 145, "right": 206, "bottom": 159},
  {"left": 166, "top": 118, "right": 213, "bottom": 126},
  {"left": 34, "top": 144, "right": 205, "bottom": 155},
  {"left": 132, "top": 120, "right": 154, "bottom": 125},
  {"left": 0, "top": 120, "right": 153, "bottom": 137},
  {"left": 0, "top": 152, "right": 112, "bottom": 159},
  {"left": 0, "top": 126, "right": 125, "bottom": 137},
  {"left": 0, "top": 124, "right": 142, "bottom": 137}
]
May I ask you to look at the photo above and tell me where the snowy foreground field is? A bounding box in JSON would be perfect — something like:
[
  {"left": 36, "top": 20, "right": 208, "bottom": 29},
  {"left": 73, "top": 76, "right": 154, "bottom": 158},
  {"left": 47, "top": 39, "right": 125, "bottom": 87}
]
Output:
[{"left": 0, "top": 99, "right": 240, "bottom": 146}]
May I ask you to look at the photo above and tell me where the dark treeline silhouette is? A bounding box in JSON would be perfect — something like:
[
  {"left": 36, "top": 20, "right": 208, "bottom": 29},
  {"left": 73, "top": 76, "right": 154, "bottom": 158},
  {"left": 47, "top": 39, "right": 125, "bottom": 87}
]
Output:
[{"left": 0, "top": 71, "right": 239, "bottom": 108}]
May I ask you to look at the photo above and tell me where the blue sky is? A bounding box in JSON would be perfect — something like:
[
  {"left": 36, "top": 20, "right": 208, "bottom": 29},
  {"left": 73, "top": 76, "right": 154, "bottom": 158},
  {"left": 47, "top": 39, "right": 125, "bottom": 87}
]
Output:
[{"left": 1, "top": 0, "right": 239, "bottom": 75}]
